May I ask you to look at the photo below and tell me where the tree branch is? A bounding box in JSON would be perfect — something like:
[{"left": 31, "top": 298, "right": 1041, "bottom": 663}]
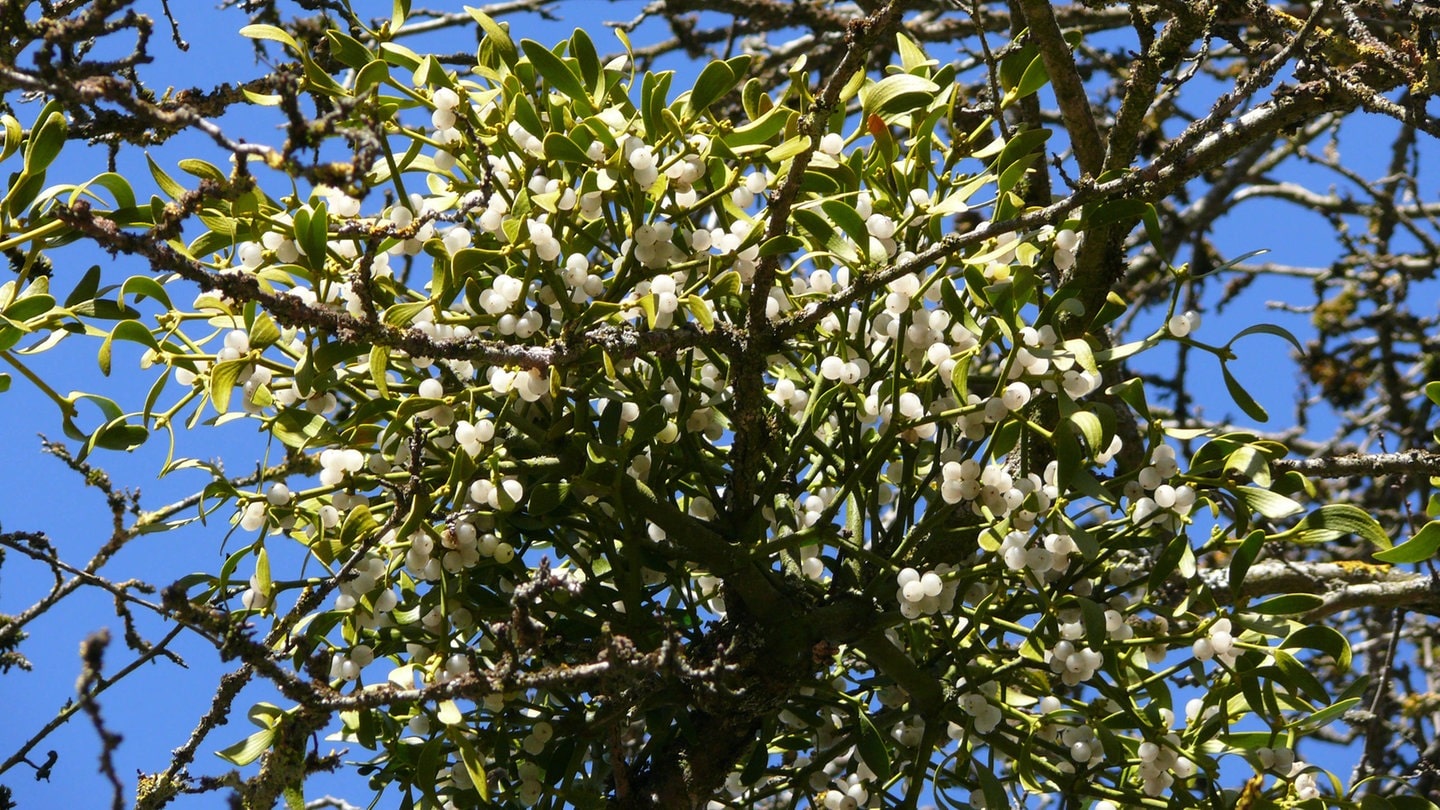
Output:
[
  {"left": 1014, "top": 0, "right": 1104, "bottom": 177},
  {"left": 1202, "top": 560, "right": 1440, "bottom": 620},
  {"left": 1272, "top": 450, "right": 1440, "bottom": 478}
]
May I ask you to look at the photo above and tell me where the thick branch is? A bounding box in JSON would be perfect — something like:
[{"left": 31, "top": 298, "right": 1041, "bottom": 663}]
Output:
[
  {"left": 1014, "top": 0, "right": 1104, "bottom": 176},
  {"left": 1272, "top": 450, "right": 1440, "bottom": 478},
  {"left": 1202, "top": 560, "right": 1440, "bottom": 620}
]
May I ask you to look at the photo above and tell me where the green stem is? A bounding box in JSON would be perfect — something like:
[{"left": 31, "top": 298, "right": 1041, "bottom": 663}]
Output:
[
  {"left": 1, "top": 349, "right": 78, "bottom": 417},
  {"left": 0, "top": 219, "right": 65, "bottom": 252}
]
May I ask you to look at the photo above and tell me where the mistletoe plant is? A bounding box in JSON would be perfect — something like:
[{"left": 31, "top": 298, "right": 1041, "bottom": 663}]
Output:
[{"left": 3, "top": 3, "right": 1439, "bottom": 810}]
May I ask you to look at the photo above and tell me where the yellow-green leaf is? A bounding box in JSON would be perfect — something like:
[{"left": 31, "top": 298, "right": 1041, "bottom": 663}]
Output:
[{"left": 240, "top": 24, "right": 298, "bottom": 51}]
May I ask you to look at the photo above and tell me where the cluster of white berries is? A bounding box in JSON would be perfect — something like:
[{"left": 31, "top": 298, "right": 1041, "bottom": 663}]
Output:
[
  {"left": 996, "top": 529, "right": 1077, "bottom": 576},
  {"left": 1059, "top": 723, "right": 1104, "bottom": 767},
  {"left": 895, "top": 566, "right": 957, "bottom": 619},
  {"left": 1245, "top": 748, "right": 1321, "bottom": 801},
  {"left": 958, "top": 691, "right": 1004, "bottom": 733},
  {"left": 335, "top": 553, "right": 396, "bottom": 613},
  {"left": 470, "top": 476, "right": 525, "bottom": 512},
  {"left": 767, "top": 375, "right": 811, "bottom": 414},
  {"left": 1134, "top": 734, "right": 1197, "bottom": 796},
  {"left": 1191, "top": 616, "right": 1239, "bottom": 666},
  {"left": 1047, "top": 638, "right": 1105, "bottom": 686},
  {"left": 511, "top": 757, "right": 546, "bottom": 806},
  {"left": 486, "top": 366, "right": 548, "bottom": 402},
  {"left": 240, "top": 571, "right": 270, "bottom": 611},
  {"left": 939, "top": 460, "right": 1058, "bottom": 532},
  {"left": 615, "top": 224, "right": 681, "bottom": 278},
  {"left": 1126, "top": 444, "right": 1197, "bottom": 528},
  {"left": 1015, "top": 324, "right": 1104, "bottom": 400},
  {"left": 477, "top": 272, "right": 528, "bottom": 316},
  {"left": 864, "top": 388, "right": 937, "bottom": 442},
  {"left": 1051, "top": 227, "right": 1080, "bottom": 271},
  {"left": 329, "top": 642, "right": 375, "bottom": 682},
  {"left": 319, "top": 447, "right": 367, "bottom": 486},
  {"left": 890, "top": 715, "right": 925, "bottom": 747},
  {"left": 817, "top": 776, "right": 868, "bottom": 810},
  {"left": 453, "top": 417, "right": 496, "bottom": 457},
  {"left": 402, "top": 521, "right": 514, "bottom": 582},
  {"left": 259, "top": 213, "right": 301, "bottom": 263},
  {"left": 429, "top": 86, "right": 463, "bottom": 170},
  {"left": 383, "top": 202, "right": 438, "bottom": 257}
]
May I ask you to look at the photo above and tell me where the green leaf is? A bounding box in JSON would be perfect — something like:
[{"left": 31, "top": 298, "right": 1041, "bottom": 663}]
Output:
[
  {"left": 270, "top": 408, "right": 339, "bottom": 449},
  {"left": 1012, "top": 50, "right": 1050, "bottom": 100},
  {"left": 436, "top": 700, "right": 464, "bottom": 726},
  {"left": 239, "top": 24, "right": 299, "bottom": 51},
  {"left": 120, "top": 275, "right": 173, "bottom": 311},
  {"left": 1249, "top": 593, "right": 1325, "bottom": 615},
  {"left": 465, "top": 6, "right": 518, "bottom": 68},
  {"left": 820, "top": 199, "right": 870, "bottom": 259},
  {"left": 295, "top": 202, "right": 329, "bottom": 269},
  {"left": 760, "top": 234, "right": 805, "bottom": 257},
  {"left": 209, "top": 358, "right": 249, "bottom": 413},
  {"left": 852, "top": 704, "right": 892, "bottom": 783},
  {"left": 1228, "top": 529, "right": 1266, "bottom": 593},
  {"left": 97, "top": 320, "right": 161, "bottom": 376},
  {"left": 896, "top": 31, "right": 936, "bottom": 72},
  {"left": 1293, "top": 695, "right": 1362, "bottom": 733},
  {"left": 247, "top": 311, "right": 281, "bottom": 348},
  {"left": 860, "top": 74, "right": 941, "bottom": 120},
  {"left": 340, "top": 503, "right": 380, "bottom": 548},
  {"left": 63, "top": 266, "right": 102, "bottom": 311},
  {"left": 177, "top": 159, "right": 226, "bottom": 183},
  {"left": 147, "top": 154, "right": 187, "bottom": 200},
  {"left": 85, "top": 171, "right": 137, "bottom": 211},
  {"left": 1087, "top": 198, "right": 1154, "bottom": 229},
  {"left": 91, "top": 419, "right": 149, "bottom": 452},
  {"left": 766, "top": 134, "right": 811, "bottom": 164},
  {"left": 527, "top": 481, "right": 570, "bottom": 516},
  {"left": 570, "top": 28, "right": 601, "bottom": 90},
  {"left": 1374, "top": 520, "right": 1440, "bottom": 563},
  {"left": 446, "top": 728, "right": 490, "bottom": 801},
  {"left": 542, "top": 132, "right": 589, "bottom": 163},
  {"left": 1065, "top": 410, "right": 1104, "bottom": 455},
  {"left": 686, "top": 60, "right": 737, "bottom": 119},
  {"left": 24, "top": 109, "right": 67, "bottom": 174},
  {"left": 1282, "top": 624, "right": 1352, "bottom": 671},
  {"left": 1223, "top": 444, "right": 1271, "bottom": 487},
  {"left": 949, "top": 350, "right": 973, "bottom": 402},
  {"left": 0, "top": 114, "right": 21, "bottom": 163},
  {"left": 1191, "top": 247, "right": 1270, "bottom": 277},
  {"left": 1272, "top": 648, "right": 1331, "bottom": 705},
  {"left": 725, "top": 105, "right": 792, "bottom": 151},
  {"left": 368, "top": 345, "right": 390, "bottom": 398},
  {"left": 1274, "top": 504, "right": 1392, "bottom": 549},
  {"left": 384, "top": 299, "right": 431, "bottom": 327},
  {"left": 5, "top": 171, "right": 46, "bottom": 218},
  {"left": 1221, "top": 362, "right": 1267, "bottom": 422},
  {"left": 354, "top": 59, "right": 390, "bottom": 95},
  {"left": 1234, "top": 485, "right": 1302, "bottom": 519},
  {"left": 325, "top": 30, "right": 374, "bottom": 69},
  {"left": 522, "top": 39, "right": 590, "bottom": 109},
  {"left": 216, "top": 727, "right": 276, "bottom": 766},
  {"left": 1227, "top": 322, "right": 1305, "bottom": 354},
  {"left": 684, "top": 295, "right": 713, "bottom": 331},
  {"left": 1148, "top": 532, "right": 1194, "bottom": 593}
]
